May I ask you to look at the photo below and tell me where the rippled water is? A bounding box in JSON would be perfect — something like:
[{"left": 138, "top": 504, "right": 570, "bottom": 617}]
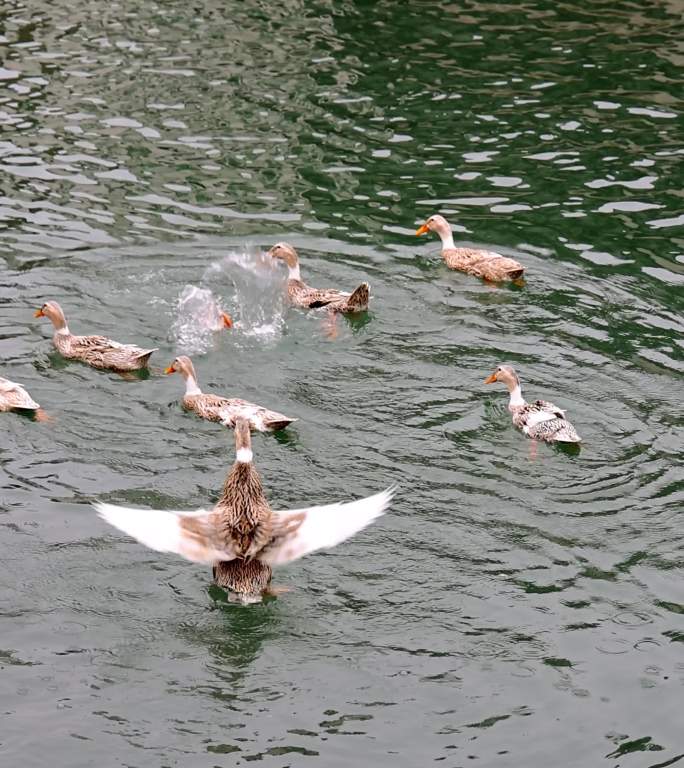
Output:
[{"left": 1, "top": 0, "right": 682, "bottom": 765}]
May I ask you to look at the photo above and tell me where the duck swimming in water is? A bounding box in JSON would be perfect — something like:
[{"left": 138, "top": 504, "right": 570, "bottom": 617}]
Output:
[
  {"left": 165, "top": 355, "right": 295, "bottom": 432},
  {"left": 416, "top": 214, "right": 525, "bottom": 282},
  {"left": 95, "top": 418, "right": 393, "bottom": 604},
  {"left": 35, "top": 301, "right": 157, "bottom": 372},
  {"left": 485, "top": 364, "right": 581, "bottom": 443},
  {"left": 268, "top": 242, "right": 370, "bottom": 313}
]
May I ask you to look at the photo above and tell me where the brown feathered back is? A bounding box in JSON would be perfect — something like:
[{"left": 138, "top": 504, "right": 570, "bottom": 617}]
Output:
[{"left": 215, "top": 418, "right": 273, "bottom": 557}]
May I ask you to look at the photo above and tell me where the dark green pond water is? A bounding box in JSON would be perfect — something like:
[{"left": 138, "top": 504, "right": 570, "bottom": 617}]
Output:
[{"left": 1, "top": 0, "right": 682, "bottom": 765}]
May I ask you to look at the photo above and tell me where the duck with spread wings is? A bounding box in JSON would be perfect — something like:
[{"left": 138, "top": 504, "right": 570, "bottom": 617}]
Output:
[{"left": 95, "top": 418, "right": 393, "bottom": 604}]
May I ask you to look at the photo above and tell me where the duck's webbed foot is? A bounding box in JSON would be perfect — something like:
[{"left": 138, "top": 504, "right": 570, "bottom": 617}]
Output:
[
  {"left": 263, "top": 584, "right": 292, "bottom": 598},
  {"left": 528, "top": 439, "right": 539, "bottom": 461},
  {"left": 322, "top": 310, "right": 339, "bottom": 340},
  {"left": 117, "top": 371, "right": 139, "bottom": 381}
]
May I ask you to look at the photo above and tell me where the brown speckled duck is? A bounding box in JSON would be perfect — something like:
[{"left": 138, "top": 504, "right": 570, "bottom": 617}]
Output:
[
  {"left": 165, "top": 355, "right": 295, "bottom": 432},
  {"left": 485, "top": 364, "right": 581, "bottom": 443},
  {"left": 0, "top": 375, "right": 45, "bottom": 419},
  {"left": 35, "top": 301, "right": 157, "bottom": 371},
  {"left": 416, "top": 214, "right": 525, "bottom": 282},
  {"left": 268, "top": 242, "right": 370, "bottom": 313},
  {"left": 95, "top": 417, "right": 394, "bottom": 604}
]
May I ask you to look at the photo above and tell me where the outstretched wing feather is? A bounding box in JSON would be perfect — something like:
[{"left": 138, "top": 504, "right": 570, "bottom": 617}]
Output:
[
  {"left": 94, "top": 502, "right": 235, "bottom": 564},
  {"left": 259, "top": 487, "right": 394, "bottom": 566}
]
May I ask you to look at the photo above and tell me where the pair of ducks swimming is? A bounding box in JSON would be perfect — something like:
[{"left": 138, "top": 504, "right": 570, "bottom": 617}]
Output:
[
  {"left": 271, "top": 212, "right": 526, "bottom": 300},
  {"left": 414, "top": 216, "right": 580, "bottom": 443},
  {"left": 271, "top": 211, "right": 526, "bottom": 309}
]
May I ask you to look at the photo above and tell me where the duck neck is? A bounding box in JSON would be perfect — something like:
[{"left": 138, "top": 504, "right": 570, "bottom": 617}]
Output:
[
  {"left": 234, "top": 419, "right": 253, "bottom": 463},
  {"left": 437, "top": 226, "right": 455, "bottom": 250},
  {"left": 287, "top": 263, "right": 301, "bottom": 281},
  {"left": 508, "top": 383, "right": 525, "bottom": 408},
  {"left": 183, "top": 372, "right": 202, "bottom": 397},
  {"left": 50, "top": 311, "right": 70, "bottom": 335}
]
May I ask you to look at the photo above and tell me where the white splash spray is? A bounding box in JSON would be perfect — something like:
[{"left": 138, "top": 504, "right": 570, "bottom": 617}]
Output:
[{"left": 169, "top": 246, "right": 288, "bottom": 354}]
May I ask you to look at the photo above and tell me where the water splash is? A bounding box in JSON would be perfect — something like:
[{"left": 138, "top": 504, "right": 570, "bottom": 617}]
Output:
[
  {"left": 169, "top": 247, "right": 287, "bottom": 354},
  {"left": 202, "top": 247, "right": 287, "bottom": 341},
  {"left": 170, "top": 284, "right": 231, "bottom": 355}
]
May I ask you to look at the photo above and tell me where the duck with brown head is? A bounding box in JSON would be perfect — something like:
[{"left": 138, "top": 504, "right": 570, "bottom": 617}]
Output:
[
  {"left": 268, "top": 242, "right": 370, "bottom": 313},
  {"left": 164, "top": 354, "right": 296, "bottom": 432},
  {"left": 416, "top": 214, "right": 525, "bottom": 282},
  {"left": 34, "top": 300, "right": 158, "bottom": 372},
  {"left": 485, "top": 364, "right": 581, "bottom": 443},
  {"left": 94, "top": 417, "right": 394, "bottom": 605}
]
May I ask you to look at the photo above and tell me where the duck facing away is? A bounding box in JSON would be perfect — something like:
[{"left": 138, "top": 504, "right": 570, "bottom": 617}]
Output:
[
  {"left": 35, "top": 301, "right": 157, "bottom": 372},
  {"left": 0, "top": 376, "right": 45, "bottom": 419},
  {"left": 268, "top": 242, "right": 370, "bottom": 313},
  {"left": 416, "top": 214, "right": 525, "bottom": 282},
  {"left": 95, "top": 418, "right": 394, "bottom": 604},
  {"left": 165, "top": 355, "right": 295, "bottom": 432},
  {"left": 485, "top": 364, "right": 581, "bottom": 443}
]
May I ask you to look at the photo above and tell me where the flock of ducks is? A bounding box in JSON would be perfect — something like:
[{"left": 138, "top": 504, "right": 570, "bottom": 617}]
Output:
[{"left": 3, "top": 215, "right": 581, "bottom": 604}]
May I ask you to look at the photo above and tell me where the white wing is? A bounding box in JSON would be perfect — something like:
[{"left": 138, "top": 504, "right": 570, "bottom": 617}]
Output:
[
  {"left": 524, "top": 409, "right": 560, "bottom": 428},
  {"left": 260, "top": 487, "right": 394, "bottom": 567},
  {"left": 94, "top": 502, "right": 236, "bottom": 564}
]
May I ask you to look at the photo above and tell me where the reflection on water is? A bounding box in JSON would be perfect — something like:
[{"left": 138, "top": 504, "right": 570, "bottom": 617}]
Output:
[{"left": 0, "top": 0, "right": 682, "bottom": 765}]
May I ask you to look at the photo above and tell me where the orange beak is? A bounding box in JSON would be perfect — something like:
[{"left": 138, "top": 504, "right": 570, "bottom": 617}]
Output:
[
  {"left": 484, "top": 373, "right": 498, "bottom": 384},
  {"left": 415, "top": 223, "right": 429, "bottom": 236},
  {"left": 34, "top": 308, "right": 44, "bottom": 318},
  {"left": 164, "top": 365, "right": 176, "bottom": 375},
  {"left": 220, "top": 312, "right": 233, "bottom": 329}
]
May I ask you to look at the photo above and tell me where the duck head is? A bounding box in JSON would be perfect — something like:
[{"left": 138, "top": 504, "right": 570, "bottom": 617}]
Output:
[
  {"left": 268, "top": 242, "right": 301, "bottom": 279},
  {"left": 165, "top": 355, "right": 202, "bottom": 395},
  {"left": 416, "top": 214, "right": 452, "bottom": 239},
  {"left": 416, "top": 214, "right": 456, "bottom": 249},
  {"left": 484, "top": 364, "right": 520, "bottom": 389},
  {"left": 164, "top": 355, "right": 196, "bottom": 378},
  {"left": 35, "top": 301, "right": 69, "bottom": 333}
]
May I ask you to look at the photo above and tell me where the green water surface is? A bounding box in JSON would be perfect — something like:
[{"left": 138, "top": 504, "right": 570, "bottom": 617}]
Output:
[{"left": 0, "top": 1, "right": 682, "bottom": 766}]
